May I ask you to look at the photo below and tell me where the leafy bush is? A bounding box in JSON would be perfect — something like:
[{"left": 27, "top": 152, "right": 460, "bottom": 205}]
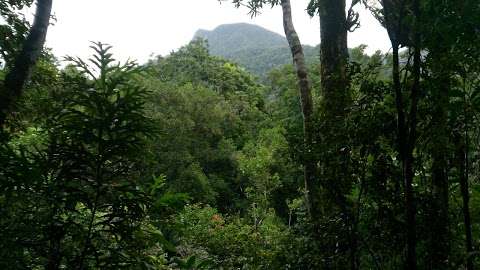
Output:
[{"left": 171, "top": 204, "right": 292, "bottom": 269}]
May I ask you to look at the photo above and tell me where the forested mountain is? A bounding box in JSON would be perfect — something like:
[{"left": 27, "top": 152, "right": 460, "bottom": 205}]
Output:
[
  {"left": 194, "top": 23, "right": 318, "bottom": 76},
  {"left": 1, "top": 0, "right": 480, "bottom": 269}
]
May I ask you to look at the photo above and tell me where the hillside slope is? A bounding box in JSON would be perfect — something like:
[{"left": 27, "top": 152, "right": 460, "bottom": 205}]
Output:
[{"left": 194, "top": 23, "right": 318, "bottom": 76}]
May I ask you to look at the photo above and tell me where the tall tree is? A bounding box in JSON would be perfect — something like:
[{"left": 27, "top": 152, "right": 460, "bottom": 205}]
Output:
[
  {"left": 423, "top": 1, "right": 480, "bottom": 267},
  {"left": 370, "top": 0, "right": 421, "bottom": 268},
  {"left": 423, "top": 4, "right": 454, "bottom": 264},
  {"left": 427, "top": 60, "right": 450, "bottom": 270},
  {"left": 455, "top": 130, "right": 474, "bottom": 270},
  {"left": 227, "top": 0, "right": 319, "bottom": 222},
  {"left": 0, "top": 0, "right": 53, "bottom": 127},
  {"left": 315, "top": 0, "right": 350, "bottom": 115},
  {"left": 279, "top": 0, "right": 317, "bottom": 220},
  {"left": 308, "top": 0, "right": 358, "bottom": 268},
  {"left": 405, "top": 1, "right": 421, "bottom": 266}
]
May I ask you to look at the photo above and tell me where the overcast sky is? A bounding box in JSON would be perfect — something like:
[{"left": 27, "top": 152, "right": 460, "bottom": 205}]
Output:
[{"left": 45, "top": 0, "right": 391, "bottom": 63}]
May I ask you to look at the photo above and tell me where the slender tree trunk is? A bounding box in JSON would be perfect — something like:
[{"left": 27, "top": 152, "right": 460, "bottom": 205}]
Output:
[
  {"left": 456, "top": 93, "right": 474, "bottom": 269},
  {"left": 403, "top": 1, "right": 421, "bottom": 267},
  {"left": 280, "top": 0, "right": 317, "bottom": 219},
  {"left": 383, "top": 5, "right": 419, "bottom": 270},
  {"left": 46, "top": 224, "right": 63, "bottom": 270},
  {"left": 403, "top": 150, "right": 417, "bottom": 270},
  {"left": 392, "top": 52, "right": 419, "bottom": 270},
  {"left": 457, "top": 135, "right": 474, "bottom": 270},
  {"left": 392, "top": 45, "right": 406, "bottom": 162},
  {"left": 77, "top": 127, "right": 104, "bottom": 270},
  {"left": 403, "top": 49, "right": 420, "bottom": 270},
  {"left": 428, "top": 66, "right": 450, "bottom": 270},
  {"left": 0, "top": 0, "right": 53, "bottom": 127},
  {"left": 429, "top": 133, "right": 449, "bottom": 270},
  {"left": 46, "top": 209, "right": 64, "bottom": 270}
]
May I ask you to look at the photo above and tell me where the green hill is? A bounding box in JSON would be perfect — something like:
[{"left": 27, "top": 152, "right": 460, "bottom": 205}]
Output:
[{"left": 194, "top": 23, "right": 319, "bottom": 76}]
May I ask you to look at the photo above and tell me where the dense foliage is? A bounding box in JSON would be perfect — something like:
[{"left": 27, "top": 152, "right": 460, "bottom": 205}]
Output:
[{"left": 1, "top": 0, "right": 480, "bottom": 269}]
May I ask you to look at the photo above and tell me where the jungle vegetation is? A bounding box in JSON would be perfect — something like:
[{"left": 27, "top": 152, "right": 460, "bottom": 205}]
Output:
[{"left": 1, "top": 0, "right": 480, "bottom": 269}]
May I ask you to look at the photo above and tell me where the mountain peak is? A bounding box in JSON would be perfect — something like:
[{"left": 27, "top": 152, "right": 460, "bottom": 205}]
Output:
[
  {"left": 193, "top": 23, "right": 317, "bottom": 76},
  {"left": 193, "top": 23, "right": 288, "bottom": 55}
]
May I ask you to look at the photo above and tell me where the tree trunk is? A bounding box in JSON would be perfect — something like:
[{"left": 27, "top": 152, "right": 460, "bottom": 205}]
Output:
[
  {"left": 318, "top": 0, "right": 349, "bottom": 117},
  {"left": 429, "top": 139, "right": 449, "bottom": 270},
  {"left": 428, "top": 66, "right": 450, "bottom": 270},
  {"left": 456, "top": 110, "right": 474, "bottom": 270},
  {"left": 0, "top": 0, "right": 53, "bottom": 127},
  {"left": 280, "top": 0, "right": 317, "bottom": 218},
  {"left": 403, "top": 151, "right": 417, "bottom": 270},
  {"left": 403, "top": 1, "right": 421, "bottom": 267},
  {"left": 317, "top": 0, "right": 356, "bottom": 268},
  {"left": 383, "top": 0, "right": 420, "bottom": 267},
  {"left": 317, "top": 0, "right": 350, "bottom": 205},
  {"left": 392, "top": 45, "right": 406, "bottom": 163},
  {"left": 46, "top": 222, "right": 63, "bottom": 270}
]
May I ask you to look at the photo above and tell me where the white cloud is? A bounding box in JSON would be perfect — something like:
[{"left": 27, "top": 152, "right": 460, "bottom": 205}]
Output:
[{"left": 45, "top": 0, "right": 391, "bottom": 63}]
